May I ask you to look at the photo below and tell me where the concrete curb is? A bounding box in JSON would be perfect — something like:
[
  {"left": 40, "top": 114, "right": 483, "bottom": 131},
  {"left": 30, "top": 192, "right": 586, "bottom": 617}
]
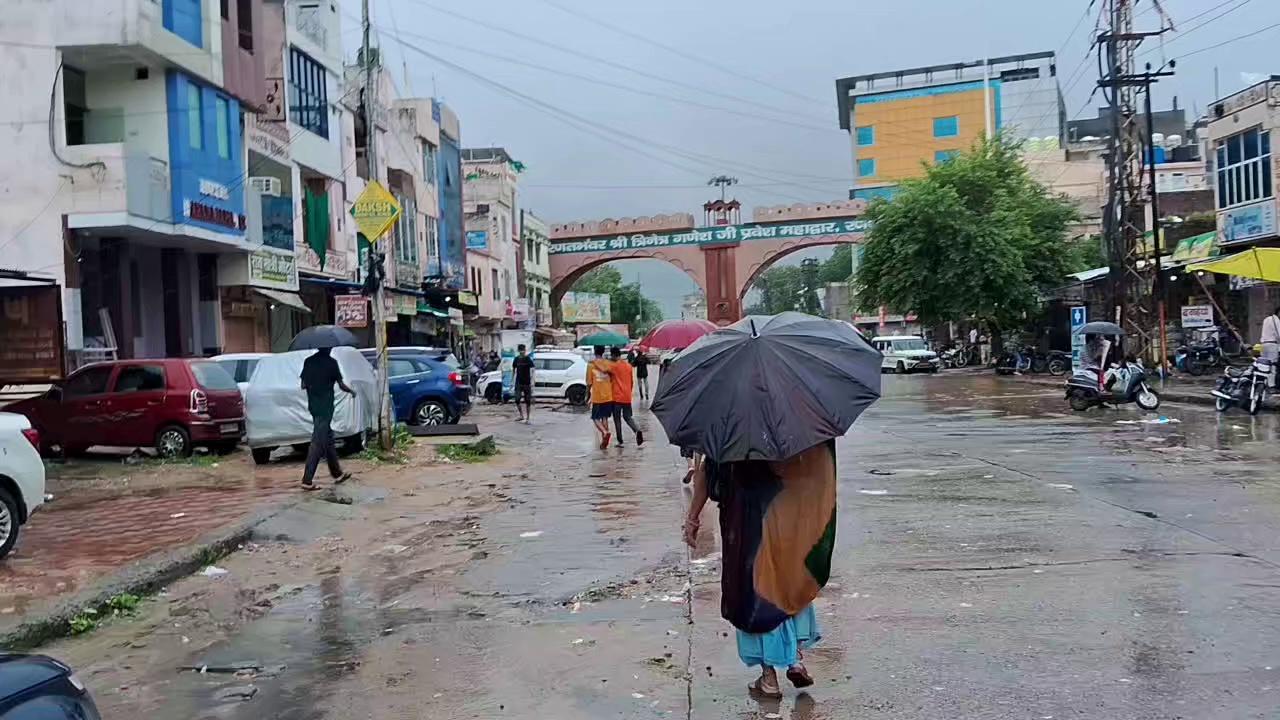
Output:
[{"left": 0, "top": 496, "right": 302, "bottom": 650}]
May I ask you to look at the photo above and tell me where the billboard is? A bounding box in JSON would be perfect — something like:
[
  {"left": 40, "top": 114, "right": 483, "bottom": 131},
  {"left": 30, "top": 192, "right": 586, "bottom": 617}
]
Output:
[
  {"left": 466, "top": 231, "right": 488, "bottom": 250},
  {"left": 561, "top": 292, "right": 611, "bottom": 323},
  {"left": 575, "top": 323, "right": 630, "bottom": 342},
  {"left": 0, "top": 284, "right": 65, "bottom": 384},
  {"left": 435, "top": 129, "right": 467, "bottom": 290}
]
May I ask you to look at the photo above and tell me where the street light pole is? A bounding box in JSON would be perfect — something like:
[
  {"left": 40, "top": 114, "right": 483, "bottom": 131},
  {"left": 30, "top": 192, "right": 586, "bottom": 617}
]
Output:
[{"left": 362, "top": 0, "right": 392, "bottom": 449}]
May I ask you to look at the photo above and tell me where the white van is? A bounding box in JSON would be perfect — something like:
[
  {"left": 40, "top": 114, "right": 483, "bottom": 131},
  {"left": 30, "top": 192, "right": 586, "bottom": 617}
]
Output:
[{"left": 871, "top": 335, "right": 939, "bottom": 374}]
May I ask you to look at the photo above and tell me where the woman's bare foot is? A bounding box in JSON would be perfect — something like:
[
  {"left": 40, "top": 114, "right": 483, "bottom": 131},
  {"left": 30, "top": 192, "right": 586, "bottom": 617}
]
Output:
[{"left": 748, "top": 668, "right": 782, "bottom": 699}]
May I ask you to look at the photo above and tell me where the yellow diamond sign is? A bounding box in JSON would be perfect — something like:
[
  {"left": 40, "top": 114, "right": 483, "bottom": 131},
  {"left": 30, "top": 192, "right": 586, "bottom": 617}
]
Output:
[{"left": 350, "top": 181, "right": 401, "bottom": 243}]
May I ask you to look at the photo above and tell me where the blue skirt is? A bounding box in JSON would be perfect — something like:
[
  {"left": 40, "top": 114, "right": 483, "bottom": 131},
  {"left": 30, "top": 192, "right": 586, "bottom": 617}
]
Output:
[{"left": 735, "top": 604, "right": 821, "bottom": 669}]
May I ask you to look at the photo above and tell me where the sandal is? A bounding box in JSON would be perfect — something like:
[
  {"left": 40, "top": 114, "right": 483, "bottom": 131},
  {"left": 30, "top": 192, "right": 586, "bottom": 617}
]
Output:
[
  {"left": 786, "top": 664, "right": 814, "bottom": 688},
  {"left": 333, "top": 472, "right": 352, "bottom": 485},
  {"left": 748, "top": 678, "right": 782, "bottom": 699},
  {"left": 300, "top": 483, "right": 318, "bottom": 492}
]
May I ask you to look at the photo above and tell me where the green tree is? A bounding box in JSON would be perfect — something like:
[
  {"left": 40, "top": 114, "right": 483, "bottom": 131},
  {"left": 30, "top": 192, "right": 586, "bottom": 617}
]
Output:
[
  {"left": 570, "top": 265, "right": 664, "bottom": 335},
  {"left": 818, "top": 245, "right": 854, "bottom": 284},
  {"left": 745, "top": 265, "right": 804, "bottom": 315},
  {"left": 854, "top": 135, "right": 1079, "bottom": 334}
]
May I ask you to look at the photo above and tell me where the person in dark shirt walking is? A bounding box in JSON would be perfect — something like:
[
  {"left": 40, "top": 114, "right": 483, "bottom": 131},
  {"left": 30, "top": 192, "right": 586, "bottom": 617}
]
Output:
[
  {"left": 512, "top": 344, "right": 535, "bottom": 423},
  {"left": 299, "top": 347, "right": 356, "bottom": 491},
  {"left": 631, "top": 348, "right": 651, "bottom": 402}
]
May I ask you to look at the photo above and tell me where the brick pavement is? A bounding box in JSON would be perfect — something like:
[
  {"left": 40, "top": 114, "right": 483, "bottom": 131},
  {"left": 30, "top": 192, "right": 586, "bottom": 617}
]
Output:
[{"left": 0, "top": 473, "right": 299, "bottom": 616}]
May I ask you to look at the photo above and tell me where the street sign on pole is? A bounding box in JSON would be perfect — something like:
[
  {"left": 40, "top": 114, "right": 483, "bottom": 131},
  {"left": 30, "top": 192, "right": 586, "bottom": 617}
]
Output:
[
  {"left": 350, "top": 181, "right": 401, "bottom": 243},
  {"left": 1070, "top": 306, "right": 1087, "bottom": 372}
]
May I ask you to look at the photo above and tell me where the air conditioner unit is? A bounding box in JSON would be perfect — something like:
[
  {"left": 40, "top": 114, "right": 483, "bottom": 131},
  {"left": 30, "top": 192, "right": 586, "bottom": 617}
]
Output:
[{"left": 248, "top": 176, "right": 282, "bottom": 196}]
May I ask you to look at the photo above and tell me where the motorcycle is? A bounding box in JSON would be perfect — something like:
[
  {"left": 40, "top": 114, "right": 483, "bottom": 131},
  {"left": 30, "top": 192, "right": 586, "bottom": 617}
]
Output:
[
  {"left": 995, "top": 347, "right": 1032, "bottom": 375},
  {"left": 940, "top": 344, "right": 972, "bottom": 369},
  {"left": 1045, "top": 350, "right": 1071, "bottom": 376},
  {"left": 1065, "top": 358, "right": 1161, "bottom": 411},
  {"left": 1212, "top": 357, "right": 1272, "bottom": 415},
  {"left": 1175, "top": 331, "right": 1227, "bottom": 376}
]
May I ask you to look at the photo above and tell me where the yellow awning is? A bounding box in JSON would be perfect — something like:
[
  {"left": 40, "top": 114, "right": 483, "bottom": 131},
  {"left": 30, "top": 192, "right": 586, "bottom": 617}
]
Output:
[{"left": 1189, "top": 248, "right": 1280, "bottom": 283}]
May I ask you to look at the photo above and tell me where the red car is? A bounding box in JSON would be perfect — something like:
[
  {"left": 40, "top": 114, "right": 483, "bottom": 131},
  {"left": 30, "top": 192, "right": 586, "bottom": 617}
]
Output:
[{"left": 8, "top": 359, "right": 244, "bottom": 458}]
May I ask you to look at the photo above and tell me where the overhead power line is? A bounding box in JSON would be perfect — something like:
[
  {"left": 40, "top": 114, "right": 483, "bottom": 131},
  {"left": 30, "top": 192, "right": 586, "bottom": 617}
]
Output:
[
  {"left": 400, "top": 0, "right": 829, "bottom": 127},
  {"left": 1172, "top": 19, "right": 1280, "bottom": 60},
  {"left": 533, "top": 0, "right": 830, "bottom": 109}
]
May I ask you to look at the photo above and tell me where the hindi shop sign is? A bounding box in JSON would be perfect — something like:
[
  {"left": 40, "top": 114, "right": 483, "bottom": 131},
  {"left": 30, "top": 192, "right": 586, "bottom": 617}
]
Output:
[
  {"left": 335, "top": 295, "right": 368, "bottom": 328},
  {"left": 0, "top": 284, "right": 65, "bottom": 384},
  {"left": 1181, "top": 304, "right": 1215, "bottom": 329},
  {"left": 548, "top": 218, "right": 872, "bottom": 256}
]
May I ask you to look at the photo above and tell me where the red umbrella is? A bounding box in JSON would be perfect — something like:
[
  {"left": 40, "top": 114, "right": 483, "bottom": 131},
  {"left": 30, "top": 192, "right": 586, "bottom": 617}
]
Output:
[{"left": 639, "top": 319, "right": 719, "bottom": 351}]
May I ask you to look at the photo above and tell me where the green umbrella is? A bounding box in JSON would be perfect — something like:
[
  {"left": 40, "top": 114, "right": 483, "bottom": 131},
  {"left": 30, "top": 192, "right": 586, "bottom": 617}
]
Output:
[{"left": 579, "top": 331, "right": 628, "bottom": 346}]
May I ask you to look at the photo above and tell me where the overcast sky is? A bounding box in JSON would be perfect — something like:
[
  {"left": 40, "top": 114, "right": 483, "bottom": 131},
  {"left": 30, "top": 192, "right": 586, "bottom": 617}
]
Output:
[{"left": 350, "top": 0, "right": 1277, "bottom": 318}]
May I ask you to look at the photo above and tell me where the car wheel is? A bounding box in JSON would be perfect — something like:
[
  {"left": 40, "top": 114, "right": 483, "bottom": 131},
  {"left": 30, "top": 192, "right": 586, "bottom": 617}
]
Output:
[
  {"left": 414, "top": 399, "right": 448, "bottom": 426},
  {"left": 484, "top": 384, "right": 503, "bottom": 404},
  {"left": 566, "top": 386, "right": 588, "bottom": 406},
  {"left": 0, "top": 487, "right": 19, "bottom": 560},
  {"left": 1048, "top": 358, "right": 1068, "bottom": 376},
  {"left": 251, "top": 447, "right": 273, "bottom": 465},
  {"left": 344, "top": 433, "right": 366, "bottom": 453},
  {"left": 155, "top": 425, "right": 192, "bottom": 458}
]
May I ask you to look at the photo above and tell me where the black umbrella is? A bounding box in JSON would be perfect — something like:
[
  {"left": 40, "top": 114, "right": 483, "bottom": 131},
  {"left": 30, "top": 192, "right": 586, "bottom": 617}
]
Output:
[
  {"left": 1074, "top": 321, "right": 1125, "bottom": 336},
  {"left": 651, "top": 312, "right": 882, "bottom": 463},
  {"left": 289, "top": 324, "right": 359, "bottom": 350}
]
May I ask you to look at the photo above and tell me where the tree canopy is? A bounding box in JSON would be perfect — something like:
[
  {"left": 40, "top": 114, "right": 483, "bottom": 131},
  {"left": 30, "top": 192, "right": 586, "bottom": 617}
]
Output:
[
  {"left": 569, "top": 265, "right": 664, "bottom": 335},
  {"left": 854, "top": 135, "right": 1080, "bottom": 330},
  {"left": 745, "top": 246, "right": 854, "bottom": 316}
]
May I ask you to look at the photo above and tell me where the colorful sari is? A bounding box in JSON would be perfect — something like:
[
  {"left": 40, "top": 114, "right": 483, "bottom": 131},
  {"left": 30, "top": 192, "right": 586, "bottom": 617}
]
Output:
[{"left": 713, "top": 440, "right": 837, "bottom": 640}]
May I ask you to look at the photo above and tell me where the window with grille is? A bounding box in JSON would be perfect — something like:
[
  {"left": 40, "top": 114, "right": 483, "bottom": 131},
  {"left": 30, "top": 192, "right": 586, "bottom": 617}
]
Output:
[
  {"left": 288, "top": 47, "right": 328, "bottom": 138},
  {"left": 1216, "top": 127, "right": 1272, "bottom": 210},
  {"left": 393, "top": 194, "right": 418, "bottom": 265},
  {"left": 423, "top": 142, "right": 438, "bottom": 186}
]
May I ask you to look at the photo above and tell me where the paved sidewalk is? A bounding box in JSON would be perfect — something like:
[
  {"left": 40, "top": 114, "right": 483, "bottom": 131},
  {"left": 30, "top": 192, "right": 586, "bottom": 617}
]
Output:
[{"left": 0, "top": 460, "right": 301, "bottom": 629}]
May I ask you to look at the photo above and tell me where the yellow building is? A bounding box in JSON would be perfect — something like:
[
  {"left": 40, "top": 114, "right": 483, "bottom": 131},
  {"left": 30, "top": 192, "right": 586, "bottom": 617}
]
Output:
[{"left": 835, "top": 52, "right": 1063, "bottom": 200}]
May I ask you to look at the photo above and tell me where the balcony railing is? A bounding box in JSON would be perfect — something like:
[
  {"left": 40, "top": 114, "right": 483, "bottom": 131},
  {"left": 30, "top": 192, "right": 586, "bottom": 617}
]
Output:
[{"left": 63, "top": 143, "right": 171, "bottom": 223}]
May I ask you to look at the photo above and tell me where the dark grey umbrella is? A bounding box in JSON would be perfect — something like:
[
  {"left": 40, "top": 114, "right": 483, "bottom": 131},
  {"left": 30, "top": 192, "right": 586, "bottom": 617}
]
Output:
[
  {"left": 289, "top": 324, "right": 359, "bottom": 350},
  {"left": 1074, "top": 321, "right": 1125, "bottom": 336},
  {"left": 651, "top": 312, "right": 882, "bottom": 463}
]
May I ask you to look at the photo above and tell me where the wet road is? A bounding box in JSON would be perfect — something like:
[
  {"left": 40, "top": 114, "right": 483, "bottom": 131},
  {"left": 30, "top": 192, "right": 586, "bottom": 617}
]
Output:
[{"left": 49, "top": 374, "right": 1280, "bottom": 719}]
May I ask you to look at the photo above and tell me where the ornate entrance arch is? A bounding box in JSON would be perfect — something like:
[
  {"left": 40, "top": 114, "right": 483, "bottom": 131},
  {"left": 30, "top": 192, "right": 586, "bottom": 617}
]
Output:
[{"left": 549, "top": 201, "right": 871, "bottom": 325}]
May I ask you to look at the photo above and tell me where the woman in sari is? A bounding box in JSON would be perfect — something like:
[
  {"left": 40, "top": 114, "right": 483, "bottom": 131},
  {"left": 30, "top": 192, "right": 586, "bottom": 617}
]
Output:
[{"left": 682, "top": 440, "right": 837, "bottom": 698}]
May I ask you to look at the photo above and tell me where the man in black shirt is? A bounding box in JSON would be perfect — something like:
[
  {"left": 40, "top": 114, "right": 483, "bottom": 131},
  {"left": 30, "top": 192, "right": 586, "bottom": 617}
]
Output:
[
  {"left": 299, "top": 347, "right": 356, "bottom": 490},
  {"left": 512, "top": 344, "right": 535, "bottom": 423},
  {"left": 631, "top": 349, "right": 651, "bottom": 402}
]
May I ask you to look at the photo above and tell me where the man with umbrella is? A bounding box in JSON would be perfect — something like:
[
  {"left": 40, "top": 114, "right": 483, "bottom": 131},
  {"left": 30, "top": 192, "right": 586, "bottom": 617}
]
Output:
[
  {"left": 654, "top": 313, "right": 881, "bottom": 698},
  {"left": 299, "top": 346, "right": 356, "bottom": 490}
]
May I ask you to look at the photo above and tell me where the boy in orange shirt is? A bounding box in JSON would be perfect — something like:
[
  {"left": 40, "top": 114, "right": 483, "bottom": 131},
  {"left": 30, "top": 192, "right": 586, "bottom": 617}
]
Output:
[
  {"left": 587, "top": 345, "right": 615, "bottom": 448},
  {"left": 609, "top": 346, "right": 644, "bottom": 446}
]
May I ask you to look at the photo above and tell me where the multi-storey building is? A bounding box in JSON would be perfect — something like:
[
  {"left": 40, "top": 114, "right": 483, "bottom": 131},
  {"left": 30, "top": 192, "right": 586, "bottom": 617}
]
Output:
[
  {"left": 835, "top": 52, "right": 1062, "bottom": 200},
  {"left": 520, "top": 210, "right": 551, "bottom": 327},
  {"left": 462, "top": 147, "right": 522, "bottom": 349}
]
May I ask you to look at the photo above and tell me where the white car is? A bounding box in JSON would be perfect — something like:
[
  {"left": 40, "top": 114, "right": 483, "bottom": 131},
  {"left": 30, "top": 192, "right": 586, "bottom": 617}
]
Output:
[
  {"left": 479, "top": 350, "right": 589, "bottom": 406},
  {"left": 243, "top": 348, "right": 379, "bottom": 465},
  {"left": 211, "top": 352, "right": 272, "bottom": 395},
  {"left": 0, "top": 412, "right": 46, "bottom": 559},
  {"left": 871, "top": 335, "right": 940, "bottom": 374}
]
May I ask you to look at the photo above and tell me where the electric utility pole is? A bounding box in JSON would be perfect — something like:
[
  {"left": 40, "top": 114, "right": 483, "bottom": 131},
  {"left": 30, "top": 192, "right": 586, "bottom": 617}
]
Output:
[
  {"left": 1098, "top": 0, "right": 1170, "bottom": 360},
  {"left": 362, "top": 0, "right": 392, "bottom": 449}
]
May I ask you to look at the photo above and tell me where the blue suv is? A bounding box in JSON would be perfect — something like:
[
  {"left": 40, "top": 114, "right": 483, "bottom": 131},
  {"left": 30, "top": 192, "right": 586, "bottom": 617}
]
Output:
[{"left": 361, "top": 349, "right": 471, "bottom": 425}]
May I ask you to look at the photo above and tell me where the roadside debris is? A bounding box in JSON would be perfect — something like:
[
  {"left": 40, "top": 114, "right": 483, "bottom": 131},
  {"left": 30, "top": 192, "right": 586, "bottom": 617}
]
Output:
[
  {"left": 200, "top": 566, "right": 229, "bottom": 578},
  {"left": 858, "top": 489, "right": 888, "bottom": 496},
  {"left": 519, "top": 530, "right": 544, "bottom": 538}
]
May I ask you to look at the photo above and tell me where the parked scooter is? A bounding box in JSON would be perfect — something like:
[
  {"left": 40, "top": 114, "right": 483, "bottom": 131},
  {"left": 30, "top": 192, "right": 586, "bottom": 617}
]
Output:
[
  {"left": 1175, "top": 329, "right": 1228, "bottom": 376},
  {"left": 995, "top": 345, "right": 1032, "bottom": 375},
  {"left": 1212, "top": 357, "right": 1272, "bottom": 415},
  {"left": 1064, "top": 321, "right": 1160, "bottom": 411}
]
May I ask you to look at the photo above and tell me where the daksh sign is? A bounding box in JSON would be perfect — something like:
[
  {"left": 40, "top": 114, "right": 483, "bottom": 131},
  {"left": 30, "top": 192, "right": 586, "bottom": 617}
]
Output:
[{"left": 350, "top": 181, "right": 402, "bottom": 243}]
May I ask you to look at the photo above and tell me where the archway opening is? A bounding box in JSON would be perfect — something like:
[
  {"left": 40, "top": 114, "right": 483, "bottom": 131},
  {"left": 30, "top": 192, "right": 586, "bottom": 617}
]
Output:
[
  {"left": 552, "top": 258, "right": 704, "bottom": 341},
  {"left": 740, "top": 243, "right": 858, "bottom": 319}
]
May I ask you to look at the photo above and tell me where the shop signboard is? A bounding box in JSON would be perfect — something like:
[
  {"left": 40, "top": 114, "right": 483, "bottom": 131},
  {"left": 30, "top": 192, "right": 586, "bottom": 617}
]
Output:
[
  {"left": 1070, "top": 306, "right": 1087, "bottom": 371},
  {"left": 561, "top": 292, "right": 611, "bottom": 323},
  {"left": 335, "top": 295, "right": 368, "bottom": 328},
  {"left": 466, "top": 231, "right": 488, "bottom": 250},
  {"left": 248, "top": 249, "right": 299, "bottom": 291},
  {"left": 0, "top": 284, "right": 65, "bottom": 384},
  {"left": 1220, "top": 199, "right": 1277, "bottom": 245},
  {"left": 574, "top": 323, "right": 630, "bottom": 342},
  {"left": 1181, "top": 304, "right": 1215, "bottom": 328},
  {"left": 350, "top": 181, "right": 401, "bottom": 243}
]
